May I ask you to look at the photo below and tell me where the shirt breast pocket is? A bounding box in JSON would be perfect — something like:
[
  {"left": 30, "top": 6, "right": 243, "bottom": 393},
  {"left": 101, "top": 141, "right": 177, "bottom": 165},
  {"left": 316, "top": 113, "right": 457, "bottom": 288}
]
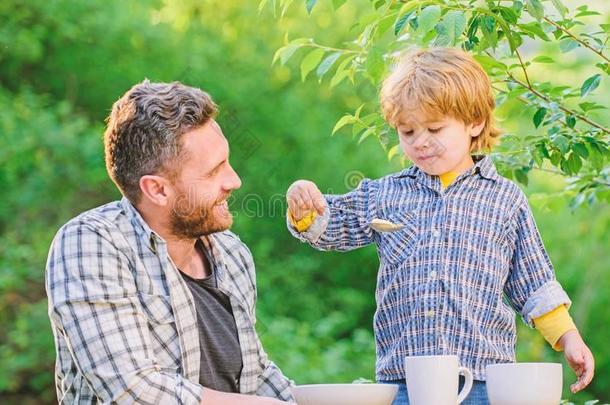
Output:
[
  {"left": 376, "top": 210, "right": 421, "bottom": 265},
  {"left": 137, "top": 293, "right": 175, "bottom": 325}
]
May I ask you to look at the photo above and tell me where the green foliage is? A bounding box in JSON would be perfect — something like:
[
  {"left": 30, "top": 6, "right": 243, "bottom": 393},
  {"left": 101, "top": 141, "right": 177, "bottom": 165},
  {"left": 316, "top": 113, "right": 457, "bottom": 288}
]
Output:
[
  {"left": 264, "top": 0, "right": 610, "bottom": 209},
  {"left": 0, "top": 0, "right": 608, "bottom": 404}
]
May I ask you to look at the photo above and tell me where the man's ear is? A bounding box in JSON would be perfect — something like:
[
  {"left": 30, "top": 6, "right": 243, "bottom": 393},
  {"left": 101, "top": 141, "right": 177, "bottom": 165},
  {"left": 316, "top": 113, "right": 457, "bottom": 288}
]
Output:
[
  {"left": 470, "top": 120, "right": 486, "bottom": 138},
  {"left": 139, "top": 175, "right": 173, "bottom": 207}
]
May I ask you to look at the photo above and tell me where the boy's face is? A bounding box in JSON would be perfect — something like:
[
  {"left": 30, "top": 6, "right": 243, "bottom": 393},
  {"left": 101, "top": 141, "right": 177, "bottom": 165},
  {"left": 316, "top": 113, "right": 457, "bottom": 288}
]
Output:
[{"left": 396, "top": 114, "right": 484, "bottom": 176}]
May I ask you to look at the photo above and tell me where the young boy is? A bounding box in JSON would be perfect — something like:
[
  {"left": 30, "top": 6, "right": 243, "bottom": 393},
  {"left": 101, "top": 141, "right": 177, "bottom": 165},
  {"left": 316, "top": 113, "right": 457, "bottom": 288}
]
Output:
[{"left": 285, "top": 48, "right": 594, "bottom": 404}]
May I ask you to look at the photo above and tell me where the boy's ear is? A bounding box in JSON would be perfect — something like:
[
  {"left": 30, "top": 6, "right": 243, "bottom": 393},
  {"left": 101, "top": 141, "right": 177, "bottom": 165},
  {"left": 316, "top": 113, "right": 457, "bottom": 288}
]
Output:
[{"left": 470, "top": 120, "right": 486, "bottom": 138}]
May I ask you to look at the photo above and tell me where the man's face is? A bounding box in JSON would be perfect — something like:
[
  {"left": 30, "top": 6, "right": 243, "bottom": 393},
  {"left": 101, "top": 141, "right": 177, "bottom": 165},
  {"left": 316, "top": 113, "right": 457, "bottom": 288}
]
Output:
[
  {"left": 396, "top": 113, "right": 479, "bottom": 175},
  {"left": 169, "top": 120, "right": 241, "bottom": 239}
]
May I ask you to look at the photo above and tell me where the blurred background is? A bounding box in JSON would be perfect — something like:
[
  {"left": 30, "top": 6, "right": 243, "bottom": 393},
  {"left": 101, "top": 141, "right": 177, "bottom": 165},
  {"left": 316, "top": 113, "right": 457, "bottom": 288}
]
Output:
[{"left": 0, "top": 0, "right": 608, "bottom": 403}]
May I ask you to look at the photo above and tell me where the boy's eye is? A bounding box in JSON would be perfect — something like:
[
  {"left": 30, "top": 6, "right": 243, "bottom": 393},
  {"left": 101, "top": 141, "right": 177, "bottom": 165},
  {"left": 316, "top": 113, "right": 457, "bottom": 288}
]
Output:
[
  {"left": 428, "top": 127, "right": 442, "bottom": 133},
  {"left": 400, "top": 130, "right": 414, "bottom": 137}
]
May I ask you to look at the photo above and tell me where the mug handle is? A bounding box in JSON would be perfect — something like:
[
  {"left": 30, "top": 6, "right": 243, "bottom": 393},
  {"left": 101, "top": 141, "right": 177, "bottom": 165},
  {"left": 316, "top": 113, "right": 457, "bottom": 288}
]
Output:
[{"left": 456, "top": 366, "right": 473, "bottom": 404}]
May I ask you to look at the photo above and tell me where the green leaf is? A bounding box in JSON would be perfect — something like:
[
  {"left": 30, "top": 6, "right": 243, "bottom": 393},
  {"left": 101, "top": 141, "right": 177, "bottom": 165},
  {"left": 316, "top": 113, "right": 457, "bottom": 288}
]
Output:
[
  {"left": 418, "top": 5, "right": 441, "bottom": 34},
  {"left": 435, "top": 10, "right": 467, "bottom": 46},
  {"left": 358, "top": 127, "right": 377, "bottom": 144},
  {"left": 332, "top": 114, "right": 356, "bottom": 135},
  {"left": 378, "top": 13, "right": 397, "bottom": 36},
  {"left": 332, "top": 0, "right": 347, "bottom": 10},
  {"left": 559, "top": 38, "right": 579, "bottom": 53},
  {"left": 300, "top": 48, "right": 325, "bottom": 81},
  {"left": 550, "top": 0, "right": 568, "bottom": 17},
  {"left": 330, "top": 55, "right": 355, "bottom": 88},
  {"left": 306, "top": 0, "right": 317, "bottom": 14},
  {"left": 273, "top": 44, "right": 299, "bottom": 65},
  {"left": 551, "top": 134, "right": 570, "bottom": 154},
  {"left": 572, "top": 142, "right": 589, "bottom": 159},
  {"left": 518, "top": 22, "right": 551, "bottom": 41},
  {"left": 533, "top": 107, "right": 547, "bottom": 128},
  {"left": 532, "top": 55, "right": 555, "bottom": 63},
  {"left": 525, "top": 0, "right": 544, "bottom": 20},
  {"left": 580, "top": 74, "right": 601, "bottom": 97},
  {"left": 566, "top": 115, "right": 576, "bottom": 128},
  {"left": 272, "top": 37, "right": 310, "bottom": 65},
  {"left": 474, "top": 55, "right": 507, "bottom": 72},
  {"left": 394, "top": 12, "right": 413, "bottom": 35},
  {"left": 387, "top": 144, "right": 401, "bottom": 162},
  {"left": 550, "top": 150, "right": 562, "bottom": 165},
  {"left": 366, "top": 47, "right": 385, "bottom": 82},
  {"left": 575, "top": 7, "right": 600, "bottom": 17},
  {"left": 579, "top": 102, "right": 607, "bottom": 112},
  {"left": 563, "top": 152, "right": 582, "bottom": 174},
  {"left": 498, "top": 7, "right": 519, "bottom": 25},
  {"left": 316, "top": 52, "right": 342, "bottom": 78},
  {"left": 514, "top": 169, "right": 529, "bottom": 186}
]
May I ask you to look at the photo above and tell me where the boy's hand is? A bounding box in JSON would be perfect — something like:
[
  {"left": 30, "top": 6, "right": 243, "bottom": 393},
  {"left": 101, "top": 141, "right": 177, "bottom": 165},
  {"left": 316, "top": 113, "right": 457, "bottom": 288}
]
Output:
[
  {"left": 286, "top": 180, "right": 325, "bottom": 221},
  {"left": 558, "top": 329, "right": 594, "bottom": 393}
]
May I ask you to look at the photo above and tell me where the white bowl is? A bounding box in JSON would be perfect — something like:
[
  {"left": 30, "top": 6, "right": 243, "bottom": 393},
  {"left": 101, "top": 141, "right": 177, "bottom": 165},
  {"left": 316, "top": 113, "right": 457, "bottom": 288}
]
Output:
[
  {"left": 486, "top": 363, "right": 562, "bottom": 405},
  {"left": 291, "top": 383, "right": 399, "bottom": 405}
]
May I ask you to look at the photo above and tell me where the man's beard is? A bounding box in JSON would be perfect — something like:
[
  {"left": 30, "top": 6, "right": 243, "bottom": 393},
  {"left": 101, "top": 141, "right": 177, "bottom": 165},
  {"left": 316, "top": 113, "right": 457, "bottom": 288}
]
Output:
[{"left": 170, "top": 189, "right": 233, "bottom": 240}]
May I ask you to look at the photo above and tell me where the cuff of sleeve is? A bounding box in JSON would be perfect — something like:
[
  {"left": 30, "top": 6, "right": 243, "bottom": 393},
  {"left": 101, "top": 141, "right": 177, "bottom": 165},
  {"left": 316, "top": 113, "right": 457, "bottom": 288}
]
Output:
[
  {"left": 256, "top": 361, "right": 296, "bottom": 402},
  {"left": 286, "top": 201, "right": 330, "bottom": 243},
  {"left": 533, "top": 305, "right": 578, "bottom": 351},
  {"left": 522, "top": 280, "right": 572, "bottom": 328}
]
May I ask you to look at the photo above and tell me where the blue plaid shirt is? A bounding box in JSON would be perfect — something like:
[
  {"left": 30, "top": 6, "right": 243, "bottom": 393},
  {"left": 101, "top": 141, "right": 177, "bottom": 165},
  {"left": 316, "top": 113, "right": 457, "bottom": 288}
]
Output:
[{"left": 288, "top": 155, "right": 570, "bottom": 381}]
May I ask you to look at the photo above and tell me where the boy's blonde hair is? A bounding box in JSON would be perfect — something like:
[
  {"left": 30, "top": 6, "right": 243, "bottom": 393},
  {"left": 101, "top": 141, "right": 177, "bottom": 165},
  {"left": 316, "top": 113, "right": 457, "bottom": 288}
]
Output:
[{"left": 380, "top": 47, "right": 501, "bottom": 152}]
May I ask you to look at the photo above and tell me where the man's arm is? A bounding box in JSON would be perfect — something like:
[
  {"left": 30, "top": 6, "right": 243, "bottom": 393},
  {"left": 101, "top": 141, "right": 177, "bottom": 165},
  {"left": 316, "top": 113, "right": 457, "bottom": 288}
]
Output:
[{"left": 46, "top": 220, "right": 204, "bottom": 404}]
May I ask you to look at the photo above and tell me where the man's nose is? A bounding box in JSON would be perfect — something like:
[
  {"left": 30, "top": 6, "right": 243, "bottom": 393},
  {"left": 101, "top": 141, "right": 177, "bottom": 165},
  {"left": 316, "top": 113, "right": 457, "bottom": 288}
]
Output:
[{"left": 225, "top": 164, "right": 242, "bottom": 191}]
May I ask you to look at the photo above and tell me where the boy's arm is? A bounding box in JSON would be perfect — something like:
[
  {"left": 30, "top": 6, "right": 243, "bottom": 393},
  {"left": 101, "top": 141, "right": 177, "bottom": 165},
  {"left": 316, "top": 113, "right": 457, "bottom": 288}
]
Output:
[
  {"left": 503, "top": 191, "right": 594, "bottom": 392},
  {"left": 503, "top": 191, "right": 571, "bottom": 327},
  {"left": 286, "top": 178, "right": 378, "bottom": 251},
  {"left": 532, "top": 305, "right": 577, "bottom": 350}
]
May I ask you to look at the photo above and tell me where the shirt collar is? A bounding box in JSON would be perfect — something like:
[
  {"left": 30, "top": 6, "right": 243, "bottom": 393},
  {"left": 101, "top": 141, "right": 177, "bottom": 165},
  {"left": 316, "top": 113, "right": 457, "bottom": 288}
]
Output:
[
  {"left": 120, "top": 197, "right": 161, "bottom": 253},
  {"left": 392, "top": 154, "right": 500, "bottom": 183}
]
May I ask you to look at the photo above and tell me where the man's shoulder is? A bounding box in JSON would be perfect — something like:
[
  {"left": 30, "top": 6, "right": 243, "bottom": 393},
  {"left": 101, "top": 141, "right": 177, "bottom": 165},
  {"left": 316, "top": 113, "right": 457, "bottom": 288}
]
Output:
[
  {"left": 52, "top": 200, "right": 127, "bottom": 243},
  {"left": 65, "top": 200, "right": 124, "bottom": 227}
]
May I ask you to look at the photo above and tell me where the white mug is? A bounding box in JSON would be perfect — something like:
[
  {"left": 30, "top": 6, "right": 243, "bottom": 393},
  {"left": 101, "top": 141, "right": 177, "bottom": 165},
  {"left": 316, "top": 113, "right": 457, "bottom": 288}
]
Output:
[
  {"left": 486, "top": 362, "right": 562, "bottom": 405},
  {"left": 404, "top": 355, "right": 473, "bottom": 405}
]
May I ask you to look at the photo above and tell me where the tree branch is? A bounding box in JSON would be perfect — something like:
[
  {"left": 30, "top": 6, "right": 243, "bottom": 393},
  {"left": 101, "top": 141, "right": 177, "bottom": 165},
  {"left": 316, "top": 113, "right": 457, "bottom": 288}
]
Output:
[
  {"left": 505, "top": 72, "right": 610, "bottom": 135},
  {"left": 544, "top": 17, "right": 610, "bottom": 64}
]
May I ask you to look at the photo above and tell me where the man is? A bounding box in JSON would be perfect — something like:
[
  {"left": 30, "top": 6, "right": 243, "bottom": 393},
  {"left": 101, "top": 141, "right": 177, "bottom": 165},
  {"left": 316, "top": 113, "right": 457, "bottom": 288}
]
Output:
[{"left": 46, "top": 81, "right": 295, "bottom": 404}]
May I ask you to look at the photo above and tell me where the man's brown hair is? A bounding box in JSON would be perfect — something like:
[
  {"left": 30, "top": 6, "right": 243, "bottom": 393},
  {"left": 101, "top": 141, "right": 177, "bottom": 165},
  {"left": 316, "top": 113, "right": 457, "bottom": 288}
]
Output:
[{"left": 104, "top": 80, "right": 217, "bottom": 203}]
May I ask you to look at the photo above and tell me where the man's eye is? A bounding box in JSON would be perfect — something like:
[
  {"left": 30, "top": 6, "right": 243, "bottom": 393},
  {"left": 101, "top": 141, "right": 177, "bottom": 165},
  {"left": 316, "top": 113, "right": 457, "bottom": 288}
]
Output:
[{"left": 428, "top": 127, "right": 442, "bottom": 133}]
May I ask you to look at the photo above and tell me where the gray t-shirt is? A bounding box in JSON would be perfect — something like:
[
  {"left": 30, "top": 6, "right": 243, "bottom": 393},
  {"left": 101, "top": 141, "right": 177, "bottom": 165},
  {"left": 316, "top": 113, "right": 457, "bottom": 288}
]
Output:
[{"left": 180, "top": 246, "right": 243, "bottom": 393}]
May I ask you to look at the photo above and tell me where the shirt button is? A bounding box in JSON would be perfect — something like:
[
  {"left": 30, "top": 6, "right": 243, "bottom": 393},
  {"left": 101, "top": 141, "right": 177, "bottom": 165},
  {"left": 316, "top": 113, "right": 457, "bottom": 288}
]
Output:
[
  {"left": 427, "top": 310, "right": 435, "bottom": 317},
  {"left": 429, "top": 271, "right": 437, "bottom": 280},
  {"left": 432, "top": 228, "right": 441, "bottom": 238}
]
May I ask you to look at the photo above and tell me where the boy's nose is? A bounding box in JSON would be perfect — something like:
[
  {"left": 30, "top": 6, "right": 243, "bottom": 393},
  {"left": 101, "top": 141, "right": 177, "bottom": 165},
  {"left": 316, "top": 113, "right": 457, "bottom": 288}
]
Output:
[{"left": 412, "top": 132, "right": 431, "bottom": 150}]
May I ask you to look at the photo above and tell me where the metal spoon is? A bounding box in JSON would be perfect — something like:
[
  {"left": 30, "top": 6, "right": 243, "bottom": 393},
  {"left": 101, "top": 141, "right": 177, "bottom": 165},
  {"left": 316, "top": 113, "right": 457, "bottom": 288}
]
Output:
[{"left": 330, "top": 206, "right": 405, "bottom": 233}]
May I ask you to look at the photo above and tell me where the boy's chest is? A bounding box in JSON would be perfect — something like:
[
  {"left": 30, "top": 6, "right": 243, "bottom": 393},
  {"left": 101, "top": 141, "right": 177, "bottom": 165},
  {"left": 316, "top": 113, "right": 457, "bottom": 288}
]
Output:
[{"left": 374, "top": 188, "right": 515, "bottom": 272}]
